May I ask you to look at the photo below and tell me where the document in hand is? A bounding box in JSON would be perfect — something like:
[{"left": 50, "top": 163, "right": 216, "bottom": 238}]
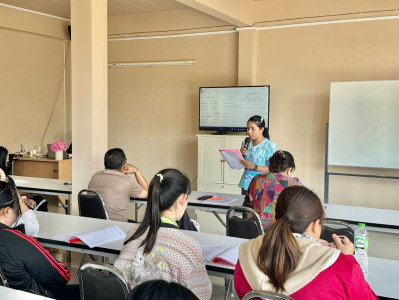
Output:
[
  {"left": 52, "top": 226, "right": 126, "bottom": 248},
  {"left": 202, "top": 243, "right": 242, "bottom": 266},
  {"left": 219, "top": 149, "right": 245, "bottom": 169}
]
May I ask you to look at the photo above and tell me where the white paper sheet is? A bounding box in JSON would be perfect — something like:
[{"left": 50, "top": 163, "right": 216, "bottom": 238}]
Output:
[
  {"left": 52, "top": 226, "right": 126, "bottom": 248},
  {"left": 219, "top": 149, "right": 245, "bottom": 169},
  {"left": 202, "top": 243, "right": 242, "bottom": 266}
]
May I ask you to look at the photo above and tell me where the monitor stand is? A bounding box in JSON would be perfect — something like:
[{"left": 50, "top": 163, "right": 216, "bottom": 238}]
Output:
[{"left": 212, "top": 130, "right": 227, "bottom": 135}]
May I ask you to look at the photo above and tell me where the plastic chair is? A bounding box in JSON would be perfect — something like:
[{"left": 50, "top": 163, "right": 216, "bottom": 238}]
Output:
[
  {"left": 321, "top": 219, "right": 355, "bottom": 243},
  {"left": 77, "top": 190, "right": 109, "bottom": 277},
  {"left": 242, "top": 290, "right": 294, "bottom": 300},
  {"left": 0, "top": 266, "right": 9, "bottom": 287},
  {"left": 225, "top": 207, "right": 264, "bottom": 299},
  {"left": 78, "top": 263, "right": 131, "bottom": 300},
  {"left": 226, "top": 206, "right": 264, "bottom": 239}
]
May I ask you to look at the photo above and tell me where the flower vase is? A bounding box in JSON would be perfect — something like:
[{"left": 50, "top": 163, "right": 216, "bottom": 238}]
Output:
[{"left": 55, "top": 151, "right": 63, "bottom": 161}]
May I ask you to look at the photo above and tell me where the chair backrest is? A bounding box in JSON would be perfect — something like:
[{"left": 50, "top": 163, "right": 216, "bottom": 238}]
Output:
[
  {"left": 321, "top": 220, "right": 355, "bottom": 243},
  {"left": 0, "top": 266, "right": 9, "bottom": 287},
  {"left": 78, "top": 263, "right": 131, "bottom": 300},
  {"left": 226, "top": 206, "right": 264, "bottom": 239},
  {"left": 78, "top": 189, "right": 108, "bottom": 220},
  {"left": 242, "top": 290, "right": 294, "bottom": 300}
]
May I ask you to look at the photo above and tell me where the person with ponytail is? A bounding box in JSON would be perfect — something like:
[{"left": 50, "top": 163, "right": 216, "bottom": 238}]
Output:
[
  {"left": 0, "top": 181, "right": 78, "bottom": 299},
  {"left": 243, "top": 150, "right": 302, "bottom": 229},
  {"left": 115, "top": 169, "right": 212, "bottom": 300},
  {"left": 239, "top": 115, "right": 277, "bottom": 195},
  {"left": 235, "top": 186, "right": 377, "bottom": 299}
]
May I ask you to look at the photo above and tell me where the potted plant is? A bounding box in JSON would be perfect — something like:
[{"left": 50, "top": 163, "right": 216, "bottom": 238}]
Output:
[{"left": 50, "top": 141, "right": 67, "bottom": 160}]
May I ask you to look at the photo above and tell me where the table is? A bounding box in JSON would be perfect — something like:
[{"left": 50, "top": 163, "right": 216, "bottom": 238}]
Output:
[
  {"left": 13, "top": 157, "right": 72, "bottom": 180},
  {"left": 33, "top": 212, "right": 399, "bottom": 298},
  {"left": 131, "top": 191, "right": 245, "bottom": 226},
  {"left": 11, "top": 176, "right": 72, "bottom": 214},
  {"left": 0, "top": 286, "right": 49, "bottom": 300},
  {"left": 325, "top": 204, "right": 399, "bottom": 233}
]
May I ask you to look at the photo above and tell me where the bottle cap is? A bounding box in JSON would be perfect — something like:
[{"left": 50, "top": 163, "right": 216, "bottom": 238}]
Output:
[{"left": 358, "top": 223, "right": 366, "bottom": 227}]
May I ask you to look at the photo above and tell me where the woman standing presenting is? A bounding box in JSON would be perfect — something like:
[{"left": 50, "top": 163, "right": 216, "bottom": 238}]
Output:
[{"left": 239, "top": 115, "right": 277, "bottom": 194}]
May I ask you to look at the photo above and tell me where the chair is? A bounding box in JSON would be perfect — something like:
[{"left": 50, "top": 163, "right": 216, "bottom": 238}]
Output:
[
  {"left": 0, "top": 266, "right": 9, "bottom": 287},
  {"left": 226, "top": 206, "right": 264, "bottom": 239},
  {"left": 321, "top": 219, "right": 355, "bottom": 243},
  {"left": 78, "top": 189, "right": 109, "bottom": 220},
  {"left": 77, "top": 190, "right": 109, "bottom": 276},
  {"left": 225, "top": 207, "right": 264, "bottom": 300},
  {"left": 242, "top": 290, "right": 294, "bottom": 300},
  {"left": 78, "top": 263, "right": 131, "bottom": 300}
]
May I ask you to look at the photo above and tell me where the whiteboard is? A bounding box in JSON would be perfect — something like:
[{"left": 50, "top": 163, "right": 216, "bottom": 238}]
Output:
[{"left": 328, "top": 80, "right": 399, "bottom": 169}]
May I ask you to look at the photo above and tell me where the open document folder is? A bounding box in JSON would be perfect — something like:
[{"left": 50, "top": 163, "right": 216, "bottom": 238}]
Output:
[
  {"left": 202, "top": 243, "right": 242, "bottom": 266},
  {"left": 52, "top": 226, "right": 126, "bottom": 248},
  {"left": 219, "top": 149, "right": 245, "bottom": 169}
]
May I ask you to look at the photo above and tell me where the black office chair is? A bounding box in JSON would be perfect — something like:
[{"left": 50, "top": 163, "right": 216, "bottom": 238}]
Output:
[
  {"left": 225, "top": 206, "right": 264, "bottom": 300},
  {"left": 78, "top": 189, "right": 109, "bottom": 220},
  {"left": 321, "top": 219, "right": 355, "bottom": 243},
  {"left": 77, "top": 189, "right": 109, "bottom": 277},
  {"left": 226, "top": 206, "right": 264, "bottom": 239},
  {"left": 78, "top": 263, "right": 131, "bottom": 300},
  {"left": 0, "top": 266, "right": 9, "bottom": 287},
  {"left": 242, "top": 290, "right": 294, "bottom": 300}
]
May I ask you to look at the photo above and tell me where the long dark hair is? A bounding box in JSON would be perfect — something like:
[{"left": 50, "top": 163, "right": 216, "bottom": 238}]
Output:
[
  {"left": 0, "top": 181, "right": 22, "bottom": 223},
  {"left": 124, "top": 168, "right": 191, "bottom": 254},
  {"left": 269, "top": 150, "right": 296, "bottom": 173},
  {"left": 247, "top": 115, "right": 269, "bottom": 139},
  {"left": 0, "top": 146, "right": 9, "bottom": 175},
  {"left": 128, "top": 279, "right": 199, "bottom": 300},
  {"left": 256, "top": 186, "right": 324, "bottom": 292}
]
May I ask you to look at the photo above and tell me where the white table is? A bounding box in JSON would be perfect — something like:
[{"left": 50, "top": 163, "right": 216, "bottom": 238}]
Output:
[
  {"left": 131, "top": 191, "right": 245, "bottom": 226},
  {"left": 0, "top": 286, "right": 49, "bottom": 300},
  {"left": 33, "top": 212, "right": 399, "bottom": 298},
  {"left": 11, "top": 175, "right": 72, "bottom": 214},
  {"left": 325, "top": 204, "right": 399, "bottom": 233}
]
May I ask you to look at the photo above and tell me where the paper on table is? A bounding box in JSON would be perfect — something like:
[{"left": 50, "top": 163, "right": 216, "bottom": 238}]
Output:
[
  {"left": 52, "top": 226, "right": 126, "bottom": 248},
  {"left": 203, "top": 196, "right": 237, "bottom": 205},
  {"left": 202, "top": 243, "right": 242, "bottom": 266},
  {"left": 219, "top": 149, "right": 244, "bottom": 169}
]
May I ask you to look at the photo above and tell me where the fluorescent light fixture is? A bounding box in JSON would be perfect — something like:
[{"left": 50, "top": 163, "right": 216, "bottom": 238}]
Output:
[{"left": 108, "top": 60, "right": 196, "bottom": 67}]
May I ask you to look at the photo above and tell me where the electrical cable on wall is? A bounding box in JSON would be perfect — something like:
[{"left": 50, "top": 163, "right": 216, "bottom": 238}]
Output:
[{"left": 39, "top": 42, "right": 70, "bottom": 146}]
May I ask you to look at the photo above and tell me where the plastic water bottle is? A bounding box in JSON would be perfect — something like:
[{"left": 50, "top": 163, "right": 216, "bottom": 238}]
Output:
[{"left": 354, "top": 223, "right": 369, "bottom": 275}]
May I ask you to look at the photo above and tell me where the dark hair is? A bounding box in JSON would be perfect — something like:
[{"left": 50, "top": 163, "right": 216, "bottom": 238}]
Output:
[
  {"left": 128, "top": 279, "right": 199, "bottom": 300},
  {"left": 0, "top": 146, "right": 9, "bottom": 175},
  {"left": 269, "top": 150, "right": 296, "bottom": 173},
  {"left": 0, "top": 181, "right": 22, "bottom": 223},
  {"left": 247, "top": 115, "right": 270, "bottom": 139},
  {"left": 104, "top": 148, "right": 126, "bottom": 170},
  {"left": 256, "top": 186, "right": 324, "bottom": 292},
  {"left": 124, "top": 168, "right": 191, "bottom": 254}
]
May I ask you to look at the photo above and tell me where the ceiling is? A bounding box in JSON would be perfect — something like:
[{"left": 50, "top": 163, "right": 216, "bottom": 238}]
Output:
[{"left": 0, "top": 0, "right": 190, "bottom": 19}]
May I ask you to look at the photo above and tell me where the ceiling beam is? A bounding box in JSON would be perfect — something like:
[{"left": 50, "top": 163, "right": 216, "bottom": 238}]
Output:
[{"left": 174, "top": 0, "right": 253, "bottom": 27}]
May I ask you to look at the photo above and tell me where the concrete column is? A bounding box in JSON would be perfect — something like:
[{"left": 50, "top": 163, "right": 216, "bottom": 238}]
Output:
[
  {"left": 238, "top": 28, "right": 257, "bottom": 85},
  {"left": 71, "top": 0, "right": 108, "bottom": 214}
]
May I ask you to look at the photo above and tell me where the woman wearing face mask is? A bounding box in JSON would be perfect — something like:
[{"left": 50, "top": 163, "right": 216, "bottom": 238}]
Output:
[
  {"left": 0, "top": 181, "right": 78, "bottom": 299},
  {"left": 239, "top": 115, "right": 277, "bottom": 195},
  {"left": 115, "top": 168, "right": 212, "bottom": 300}
]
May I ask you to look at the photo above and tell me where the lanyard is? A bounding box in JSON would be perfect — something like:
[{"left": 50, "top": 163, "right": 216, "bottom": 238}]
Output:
[{"left": 161, "top": 216, "right": 178, "bottom": 228}]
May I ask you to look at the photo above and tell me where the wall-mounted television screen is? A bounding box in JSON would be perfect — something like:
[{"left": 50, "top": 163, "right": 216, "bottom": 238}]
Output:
[{"left": 199, "top": 86, "right": 270, "bottom": 132}]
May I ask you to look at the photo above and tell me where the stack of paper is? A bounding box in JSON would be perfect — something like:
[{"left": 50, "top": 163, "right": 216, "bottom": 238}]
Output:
[
  {"left": 202, "top": 243, "right": 242, "bottom": 266},
  {"left": 203, "top": 196, "right": 237, "bottom": 205},
  {"left": 52, "top": 226, "right": 126, "bottom": 248}
]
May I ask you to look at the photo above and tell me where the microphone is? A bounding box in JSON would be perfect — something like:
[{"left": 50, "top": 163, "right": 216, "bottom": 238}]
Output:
[{"left": 244, "top": 137, "right": 250, "bottom": 150}]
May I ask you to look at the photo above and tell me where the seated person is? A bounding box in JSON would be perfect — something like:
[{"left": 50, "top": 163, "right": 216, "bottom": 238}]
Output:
[
  {"left": 0, "top": 181, "right": 78, "bottom": 299},
  {"left": 115, "top": 169, "right": 212, "bottom": 300},
  {"left": 89, "top": 148, "right": 149, "bottom": 222},
  {"left": 128, "top": 279, "right": 199, "bottom": 300},
  {"left": 243, "top": 150, "right": 302, "bottom": 228},
  {"left": 235, "top": 186, "right": 378, "bottom": 299}
]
